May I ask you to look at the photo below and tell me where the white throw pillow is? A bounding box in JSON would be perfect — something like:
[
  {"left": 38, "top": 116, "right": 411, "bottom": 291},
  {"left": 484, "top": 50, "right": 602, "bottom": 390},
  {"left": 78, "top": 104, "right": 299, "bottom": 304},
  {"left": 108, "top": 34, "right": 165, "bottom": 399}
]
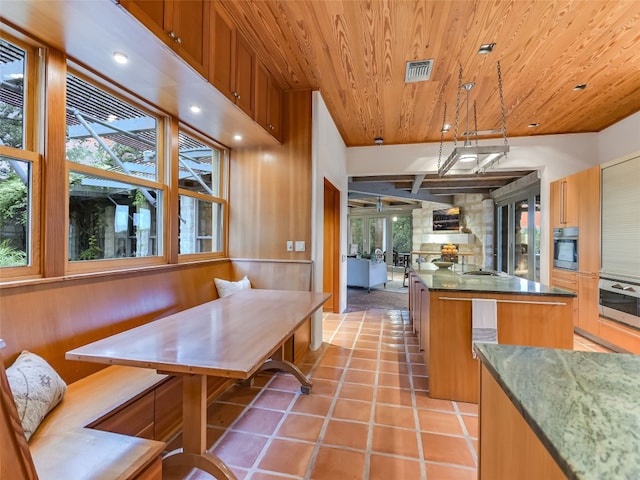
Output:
[
  {"left": 5, "top": 351, "right": 67, "bottom": 441},
  {"left": 214, "top": 275, "right": 251, "bottom": 298}
]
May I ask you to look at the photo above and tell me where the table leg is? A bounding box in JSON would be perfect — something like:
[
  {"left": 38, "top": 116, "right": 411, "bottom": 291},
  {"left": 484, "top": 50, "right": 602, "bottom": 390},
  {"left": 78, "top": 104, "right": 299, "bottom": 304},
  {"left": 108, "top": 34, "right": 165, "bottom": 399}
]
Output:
[
  {"left": 256, "top": 358, "right": 312, "bottom": 394},
  {"left": 163, "top": 374, "right": 238, "bottom": 480}
]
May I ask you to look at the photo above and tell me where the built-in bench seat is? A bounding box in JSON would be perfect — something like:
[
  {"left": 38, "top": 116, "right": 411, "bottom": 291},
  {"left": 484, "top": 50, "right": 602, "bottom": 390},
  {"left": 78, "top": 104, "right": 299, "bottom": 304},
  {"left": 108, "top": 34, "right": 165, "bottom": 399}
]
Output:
[
  {"left": 1, "top": 351, "right": 167, "bottom": 480},
  {"left": 1, "top": 259, "right": 315, "bottom": 479}
]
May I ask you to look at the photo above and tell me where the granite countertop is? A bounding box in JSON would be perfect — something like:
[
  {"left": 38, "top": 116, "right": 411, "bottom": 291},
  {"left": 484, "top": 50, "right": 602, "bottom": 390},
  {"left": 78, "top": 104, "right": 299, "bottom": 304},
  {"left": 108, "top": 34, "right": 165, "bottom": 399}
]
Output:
[
  {"left": 475, "top": 343, "right": 640, "bottom": 480},
  {"left": 414, "top": 265, "right": 576, "bottom": 297}
]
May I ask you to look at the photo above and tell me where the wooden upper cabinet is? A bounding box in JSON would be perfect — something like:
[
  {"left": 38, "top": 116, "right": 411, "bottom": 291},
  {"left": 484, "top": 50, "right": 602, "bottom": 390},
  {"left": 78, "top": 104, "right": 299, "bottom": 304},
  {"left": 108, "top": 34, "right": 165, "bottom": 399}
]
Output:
[
  {"left": 119, "top": 0, "right": 210, "bottom": 76},
  {"left": 210, "top": 5, "right": 255, "bottom": 117},
  {"left": 255, "top": 60, "right": 283, "bottom": 141},
  {"left": 550, "top": 175, "right": 579, "bottom": 228},
  {"left": 577, "top": 165, "right": 600, "bottom": 273}
]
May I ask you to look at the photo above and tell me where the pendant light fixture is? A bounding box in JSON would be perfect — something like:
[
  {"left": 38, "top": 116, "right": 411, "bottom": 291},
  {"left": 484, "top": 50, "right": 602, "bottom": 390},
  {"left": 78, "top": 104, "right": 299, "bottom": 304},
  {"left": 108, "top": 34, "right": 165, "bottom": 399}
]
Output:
[{"left": 437, "top": 62, "right": 509, "bottom": 176}]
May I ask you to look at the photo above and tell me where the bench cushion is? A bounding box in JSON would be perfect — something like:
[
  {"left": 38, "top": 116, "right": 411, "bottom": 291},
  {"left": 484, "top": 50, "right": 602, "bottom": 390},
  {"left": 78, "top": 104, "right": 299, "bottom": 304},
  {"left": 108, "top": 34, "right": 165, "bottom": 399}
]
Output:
[
  {"left": 31, "top": 365, "right": 167, "bottom": 440},
  {"left": 214, "top": 275, "right": 251, "bottom": 297},
  {"left": 6, "top": 351, "right": 67, "bottom": 441}
]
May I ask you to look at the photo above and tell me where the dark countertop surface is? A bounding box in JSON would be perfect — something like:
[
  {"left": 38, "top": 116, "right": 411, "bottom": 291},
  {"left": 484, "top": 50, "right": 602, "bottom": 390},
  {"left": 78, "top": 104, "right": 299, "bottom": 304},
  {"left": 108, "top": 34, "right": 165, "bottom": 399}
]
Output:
[
  {"left": 414, "top": 265, "right": 576, "bottom": 297},
  {"left": 475, "top": 343, "right": 640, "bottom": 480}
]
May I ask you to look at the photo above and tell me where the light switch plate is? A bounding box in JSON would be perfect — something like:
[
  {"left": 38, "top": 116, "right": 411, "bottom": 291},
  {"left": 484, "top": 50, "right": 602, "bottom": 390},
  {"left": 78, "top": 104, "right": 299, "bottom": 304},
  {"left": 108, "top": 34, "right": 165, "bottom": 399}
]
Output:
[
  {"left": 295, "top": 240, "right": 305, "bottom": 252},
  {"left": 286, "top": 241, "right": 294, "bottom": 252}
]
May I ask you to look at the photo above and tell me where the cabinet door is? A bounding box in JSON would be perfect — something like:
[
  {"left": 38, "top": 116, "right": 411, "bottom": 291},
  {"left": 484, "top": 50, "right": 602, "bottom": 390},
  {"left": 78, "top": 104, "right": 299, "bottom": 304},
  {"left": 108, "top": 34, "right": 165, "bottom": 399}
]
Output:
[
  {"left": 550, "top": 179, "right": 563, "bottom": 229},
  {"left": 210, "top": 5, "right": 235, "bottom": 102},
  {"left": 255, "top": 61, "right": 270, "bottom": 130},
  {"left": 563, "top": 176, "right": 579, "bottom": 226},
  {"left": 154, "top": 376, "right": 182, "bottom": 441},
  {"left": 577, "top": 166, "right": 600, "bottom": 273},
  {"left": 255, "top": 61, "right": 283, "bottom": 141},
  {"left": 578, "top": 273, "right": 599, "bottom": 334},
  {"left": 235, "top": 33, "right": 255, "bottom": 117},
  {"left": 267, "top": 78, "right": 283, "bottom": 141},
  {"left": 120, "top": 1, "right": 169, "bottom": 41},
  {"left": 92, "top": 391, "right": 155, "bottom": 439},
  {"left": 171, "top": 0, "right": 210, "bottom": 76},
  {"left": 550, "top": 269, "right": 578, "bottom": 326}
]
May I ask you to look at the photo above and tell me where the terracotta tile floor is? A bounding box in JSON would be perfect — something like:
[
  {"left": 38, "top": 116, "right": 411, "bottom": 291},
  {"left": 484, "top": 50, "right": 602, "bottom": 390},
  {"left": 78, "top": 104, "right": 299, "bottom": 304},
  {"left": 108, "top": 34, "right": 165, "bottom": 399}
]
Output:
[{"left": 165, "top": 309, "right": 611, "bottom": 480}]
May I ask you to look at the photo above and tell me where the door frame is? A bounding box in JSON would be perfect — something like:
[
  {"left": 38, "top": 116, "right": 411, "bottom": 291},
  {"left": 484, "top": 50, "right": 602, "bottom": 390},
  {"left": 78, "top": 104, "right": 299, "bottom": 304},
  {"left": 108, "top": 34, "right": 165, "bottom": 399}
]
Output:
[{"left": 323, "top": 178, "right": 340, "bottom": 312}]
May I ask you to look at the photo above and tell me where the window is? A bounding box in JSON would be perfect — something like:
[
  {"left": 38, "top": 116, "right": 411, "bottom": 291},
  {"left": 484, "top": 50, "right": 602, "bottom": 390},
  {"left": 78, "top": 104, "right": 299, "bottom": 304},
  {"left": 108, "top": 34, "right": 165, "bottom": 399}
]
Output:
[
  {"left": 65, "top": 72, "right": 164, "bottom": 265},
  {"left": 178, "top": 129, "right": 226, "bottom": 256},
  {"left": 0, "top": 36, "right": 40, "bottom": 275},
  {"left": 495, "top": 184, "right": 541, "bottom": 281}
]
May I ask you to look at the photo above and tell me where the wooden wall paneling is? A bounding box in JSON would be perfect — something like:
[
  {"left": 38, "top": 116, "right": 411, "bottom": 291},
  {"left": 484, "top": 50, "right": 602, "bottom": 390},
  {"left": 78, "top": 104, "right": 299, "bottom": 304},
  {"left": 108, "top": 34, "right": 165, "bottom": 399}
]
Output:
[
  {"left": 231, "top": 259, "right": 312, "bottom": 291},
  {"left": 229, "top": 90, "right": 312, "bottom": 259},
  {"left": 43, "top": 47, "right": 67, "bottom": 278},
  {"left": 0, "top": 260, "right": 233, "bottom": 383}
]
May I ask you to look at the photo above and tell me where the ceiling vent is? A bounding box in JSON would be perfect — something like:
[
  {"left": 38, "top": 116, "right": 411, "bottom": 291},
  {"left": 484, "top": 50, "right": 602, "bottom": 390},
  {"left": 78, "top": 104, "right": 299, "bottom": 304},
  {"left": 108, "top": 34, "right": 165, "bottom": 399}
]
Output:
[{"left": 405, "top": 59, "right": 433, "bottom": 83}]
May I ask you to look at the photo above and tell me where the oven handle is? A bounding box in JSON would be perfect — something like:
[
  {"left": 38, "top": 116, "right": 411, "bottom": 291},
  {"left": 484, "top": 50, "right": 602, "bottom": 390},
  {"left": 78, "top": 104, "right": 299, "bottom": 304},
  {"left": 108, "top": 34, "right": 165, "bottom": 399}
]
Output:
[{"left": 611, "top": 284, "right": 637, "bottom": 292}]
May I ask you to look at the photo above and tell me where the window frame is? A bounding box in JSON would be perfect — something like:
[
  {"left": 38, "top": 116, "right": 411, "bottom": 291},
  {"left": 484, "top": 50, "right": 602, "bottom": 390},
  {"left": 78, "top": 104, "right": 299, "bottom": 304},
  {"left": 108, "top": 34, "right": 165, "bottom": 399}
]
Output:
[
  {"left": 64, "top": 67, "right": 169, "bottom": 274},
  {"left": 0, "top": 33, "right": 42, "bottom": 279},
  {"left": 176, "top": 124, "right": 228, "bottom": 262}
]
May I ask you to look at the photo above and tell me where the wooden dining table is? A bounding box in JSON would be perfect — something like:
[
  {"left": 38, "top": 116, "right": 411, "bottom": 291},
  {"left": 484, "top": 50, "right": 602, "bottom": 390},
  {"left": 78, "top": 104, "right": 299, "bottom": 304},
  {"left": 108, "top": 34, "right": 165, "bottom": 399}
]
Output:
[{"left": 66, "top": 288, "right": 331, "bottom": 480}]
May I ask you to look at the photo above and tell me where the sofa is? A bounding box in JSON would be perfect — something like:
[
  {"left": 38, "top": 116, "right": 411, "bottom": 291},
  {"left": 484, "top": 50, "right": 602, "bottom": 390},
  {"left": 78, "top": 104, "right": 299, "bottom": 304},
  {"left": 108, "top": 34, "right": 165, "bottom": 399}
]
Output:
[{"left": 347, "top": 257, "right": 388, "bottom": 291}]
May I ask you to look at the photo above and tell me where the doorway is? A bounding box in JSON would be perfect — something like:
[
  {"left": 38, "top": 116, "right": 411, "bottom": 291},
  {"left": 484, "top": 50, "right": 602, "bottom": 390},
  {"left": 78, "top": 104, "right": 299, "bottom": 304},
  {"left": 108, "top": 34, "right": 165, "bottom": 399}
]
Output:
[{"left": 323, "top": 178, "right": 340, "bottom": 312}]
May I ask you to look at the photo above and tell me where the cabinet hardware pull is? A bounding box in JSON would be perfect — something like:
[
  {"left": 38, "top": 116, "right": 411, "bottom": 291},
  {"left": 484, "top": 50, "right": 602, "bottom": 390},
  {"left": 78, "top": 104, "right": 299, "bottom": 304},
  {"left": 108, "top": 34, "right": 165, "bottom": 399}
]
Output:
[{"left": 438, "top": 296, "right": 566, "bottom": 306}]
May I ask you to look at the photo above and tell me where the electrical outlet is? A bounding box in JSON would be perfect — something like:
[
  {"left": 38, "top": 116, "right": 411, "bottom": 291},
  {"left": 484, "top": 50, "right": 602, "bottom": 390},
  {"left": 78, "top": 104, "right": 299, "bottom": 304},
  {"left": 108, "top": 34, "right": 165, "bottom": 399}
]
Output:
[
  {"left": 286, "top": 241, "right": 294, "bottom": 252},
  {"left": 295, "top": 240, "right": 305, "bottom": 252}
]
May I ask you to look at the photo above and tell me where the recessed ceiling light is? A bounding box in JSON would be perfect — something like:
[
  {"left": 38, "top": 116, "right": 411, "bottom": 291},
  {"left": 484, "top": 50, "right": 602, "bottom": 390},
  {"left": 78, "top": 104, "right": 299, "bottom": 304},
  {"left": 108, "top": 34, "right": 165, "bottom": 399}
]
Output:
[
  {"left": 112, "top": 51, "right": 128, "bottom": 64},
  {"left": 190, "top": 105, "right": 201, "bottom": 113},
  {"left": 441, "top": 124, "right": 451, "bottom": 133},
  {"left": 528, "top": 123, "right": 540, "bottom": 128},
  {"left": 233, "top": 134, "right": 243, "bottom": 141},
  {"left": 573, "top": 83, "right": 588, "bottom": 91},
  {"left": 107, "top": 114, "right": 117, "bottom": 122},
  {"left": 478, "top": 43, "right": 496, "bottom": 54}
]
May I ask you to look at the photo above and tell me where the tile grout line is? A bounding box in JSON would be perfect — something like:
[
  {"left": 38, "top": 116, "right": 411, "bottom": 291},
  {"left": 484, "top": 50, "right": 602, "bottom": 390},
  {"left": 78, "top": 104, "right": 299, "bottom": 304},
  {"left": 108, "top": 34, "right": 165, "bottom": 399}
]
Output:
[
  {"left": 362, "top": 310, "right": 385, "bottom": 479},
  {"left": 402, "top": 309, "right": 428, "bottom": 480},
  {"left": 209, "top": 311, "right": 350, "bottom": 477},
  {"left": 302, "top": 310, "right": 366, "bottom": 478}
]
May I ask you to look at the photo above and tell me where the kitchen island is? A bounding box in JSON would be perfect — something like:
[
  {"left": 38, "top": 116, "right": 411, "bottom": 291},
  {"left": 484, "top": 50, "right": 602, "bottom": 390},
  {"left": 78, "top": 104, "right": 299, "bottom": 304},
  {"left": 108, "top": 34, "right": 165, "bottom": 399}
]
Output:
[
  {"left": 409, "top": 266, "right": 576, "bottom": 403},
  {"left": 475, "top": 343, "right": 640, "bottom": 480}
]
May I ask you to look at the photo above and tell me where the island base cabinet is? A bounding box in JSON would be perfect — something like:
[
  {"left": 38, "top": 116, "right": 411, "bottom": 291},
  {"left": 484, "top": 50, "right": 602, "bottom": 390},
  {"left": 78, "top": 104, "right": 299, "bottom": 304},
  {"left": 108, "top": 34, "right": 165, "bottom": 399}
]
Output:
[
  {"left": 429, "top": 292, "right": 574, "bottom": 403},
  {"left": 479, "top": 365, "right": 566, "bottom": 479}
]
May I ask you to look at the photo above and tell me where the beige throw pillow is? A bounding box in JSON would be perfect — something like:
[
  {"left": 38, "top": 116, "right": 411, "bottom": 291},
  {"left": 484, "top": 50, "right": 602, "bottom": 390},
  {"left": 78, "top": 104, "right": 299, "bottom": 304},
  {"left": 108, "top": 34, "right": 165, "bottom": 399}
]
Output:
[
  {"left": 214, "top": 275, "right": 251, "bottom": 298},
  {"left": 6, "top": 350, "right": 67, "bottom": 441}
]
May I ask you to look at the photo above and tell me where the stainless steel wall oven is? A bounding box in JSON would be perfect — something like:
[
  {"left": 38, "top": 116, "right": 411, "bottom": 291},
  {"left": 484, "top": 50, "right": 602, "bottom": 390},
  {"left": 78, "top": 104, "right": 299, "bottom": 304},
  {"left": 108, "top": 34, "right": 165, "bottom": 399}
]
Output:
[
  {"left": 599, "top": 277, "right": 640, "bottom": 330},
  {"left": 553, "top": 227, "right": 578, "bottom": 271}
]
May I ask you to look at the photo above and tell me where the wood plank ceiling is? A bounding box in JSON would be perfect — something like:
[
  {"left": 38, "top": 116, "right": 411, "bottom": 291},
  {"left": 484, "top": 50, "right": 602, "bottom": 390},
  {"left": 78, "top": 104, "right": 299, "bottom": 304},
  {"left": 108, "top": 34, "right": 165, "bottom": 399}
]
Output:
[
  {"left": 220, "top": 0, "right": 640, "bottom": 206},
  {"left": 3, "top": 1, "right": 639, "bottom": 205},
  {"left": 222, "top": 0, "right": 640, "bottom": 146}
]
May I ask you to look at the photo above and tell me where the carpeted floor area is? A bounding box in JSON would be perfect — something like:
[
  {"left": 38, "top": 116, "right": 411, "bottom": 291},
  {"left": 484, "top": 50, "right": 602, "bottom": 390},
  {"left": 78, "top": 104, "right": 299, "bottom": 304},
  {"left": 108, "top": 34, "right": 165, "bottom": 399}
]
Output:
[{"left": 346, "top": 279, "right": 409, "bottom": 312}]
